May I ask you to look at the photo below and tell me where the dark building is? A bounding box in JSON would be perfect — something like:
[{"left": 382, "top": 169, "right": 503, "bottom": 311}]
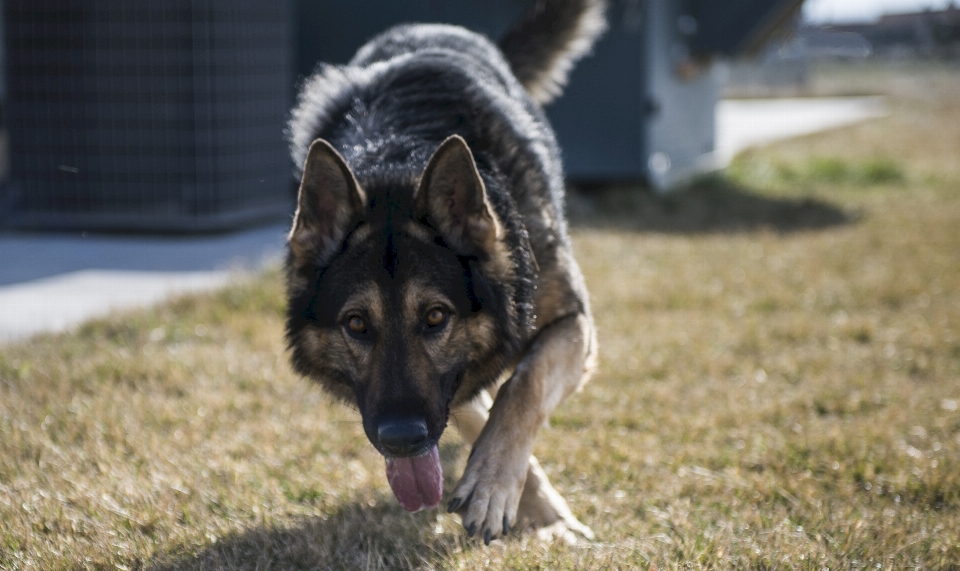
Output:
[
  {"left": 832, "top": 4, "right": 960, "bottom": 58},
  {"left": 0, "top": 0, "right": 800, "bottom": 232}
]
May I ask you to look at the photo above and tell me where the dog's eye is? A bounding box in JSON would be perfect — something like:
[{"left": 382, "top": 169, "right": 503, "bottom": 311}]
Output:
[
  {"left": 424, "top": 308, "right": 447, "bottom": 328},
  {"left": 346, "top": 315, "right": 367, "bottom": 336}
]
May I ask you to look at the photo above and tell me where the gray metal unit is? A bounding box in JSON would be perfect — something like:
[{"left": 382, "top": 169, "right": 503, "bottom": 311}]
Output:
[
  {"left": 545, "top": 0, "right": 649, "bottom": 182},
  {"left": 499, "top": 0, "right": 720, "bottom": 188},
  {"left": 548, "top": 0, "right": 801, "bottom": 188},
  {"left": 3, "top": 0, "right": 293, "bottom": 232},
  {"left": 642, "top": 0, "right": 721, "bottom": 189}
]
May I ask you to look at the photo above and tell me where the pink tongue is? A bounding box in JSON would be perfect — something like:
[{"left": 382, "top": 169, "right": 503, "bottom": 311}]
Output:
[{"left": 384, "top": 445, "right": 443, "bottom": 512}]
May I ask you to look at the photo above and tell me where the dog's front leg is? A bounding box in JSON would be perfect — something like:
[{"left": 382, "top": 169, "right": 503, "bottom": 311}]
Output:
[
  {"left": 449, "top": 312, "right": 594, "bottom": 544},
  {"left": 452, "top": 388, "right": 595, "bottom": 543}
]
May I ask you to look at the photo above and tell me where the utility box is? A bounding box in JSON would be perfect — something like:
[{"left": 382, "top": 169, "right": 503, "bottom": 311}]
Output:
[
  {"left": 547, "top": 0, "right": 721, "bottom": 188},
  {"left": 538, "top": 0, "right": 802, "bottom": 188},
  {"left": 2, "top": 0, "right": 293, "bottom": 232}
]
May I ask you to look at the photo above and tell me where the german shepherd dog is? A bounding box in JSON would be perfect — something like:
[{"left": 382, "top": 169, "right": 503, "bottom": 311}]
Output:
[{"left": 285, "top": 0, "right": 606, "bottom": 544}]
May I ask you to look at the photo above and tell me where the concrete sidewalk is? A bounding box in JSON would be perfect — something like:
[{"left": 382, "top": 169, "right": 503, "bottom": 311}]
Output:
[
  {"left": 716, "top": 96, "right": 887, "bottom": 164},
  {"left": 0, "top": 96, "right": 887, "bottom": 343},
  {"left": 0, "top": 225, "right": 287, "bottom": 342}
]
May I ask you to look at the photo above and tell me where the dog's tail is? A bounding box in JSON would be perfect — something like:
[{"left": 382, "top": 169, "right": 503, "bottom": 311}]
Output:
[{"left": 499, "top": 0, "right": 608, "bottom": 105}]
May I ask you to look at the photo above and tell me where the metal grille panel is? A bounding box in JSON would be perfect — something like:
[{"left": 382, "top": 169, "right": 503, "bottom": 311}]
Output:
[{"left": 4, "top": 0, "right": 293, "bottom": 231}]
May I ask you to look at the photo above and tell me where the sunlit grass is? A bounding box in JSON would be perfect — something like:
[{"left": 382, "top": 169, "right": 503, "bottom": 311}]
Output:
[
  {"left": 2, "top": 64, "right": 960, "bottom": 569},
  {"left": 737, "top": 156, "right": 907, "bottom": 186}
]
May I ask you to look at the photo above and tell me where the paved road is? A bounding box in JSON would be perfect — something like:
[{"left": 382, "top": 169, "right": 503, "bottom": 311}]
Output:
[{"left": 0, "top": 96, "right": 887, "bottom": 343}]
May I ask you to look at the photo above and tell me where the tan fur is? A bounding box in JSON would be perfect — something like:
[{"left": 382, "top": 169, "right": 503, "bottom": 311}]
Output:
[
  {"left": 451, "top": 390, "right": 595, "bottom": 540},
  {"left": 478, "top": 229, "right": 517, "bottom": 288},
  {"left": 346, "top": 223, "right": 373, "bottom": 249},
  {"left": 304, "top": 268, "right": 507, "bottom": 420},
  {"left": 401, "top": 280, "right": 457, "bottom": 365},
  {"left": 402, "top": 220, "right": 437, "bottom": 246},
  {"left": 450, "top": 312, "right": 595, "bottom": 541},
  {"left": 297, "top": 327, "right": 356, "bottom": 403},
  {"left": 338, "top": 282, "right": 383, "bottom": 366},
  {"left": 463, "top": 313, "right": 499, "bottom": 362}
]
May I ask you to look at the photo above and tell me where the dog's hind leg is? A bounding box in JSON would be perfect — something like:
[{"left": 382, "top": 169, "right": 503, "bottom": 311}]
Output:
[
  {"left": 449, "top": 313, "right": 596, "bottom": 543},
  {"left": 518, "top": 455, "right": 595, "bottom": 543}
]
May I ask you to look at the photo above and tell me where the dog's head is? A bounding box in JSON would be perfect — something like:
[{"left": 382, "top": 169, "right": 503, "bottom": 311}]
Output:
[{"left": 285, "top": 136, "right": 529, "bottom": 460}]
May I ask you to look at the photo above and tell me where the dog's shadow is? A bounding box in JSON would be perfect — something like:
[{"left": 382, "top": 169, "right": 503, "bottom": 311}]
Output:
[
  {"left": 147, "top": 501, "right": 457, "bottom": 571},
  {"left": 567, "top": 176, "right": 856, "bottom": 234},
  {"left": 146, "top": 444, "right": 468, "bottom": 571}
]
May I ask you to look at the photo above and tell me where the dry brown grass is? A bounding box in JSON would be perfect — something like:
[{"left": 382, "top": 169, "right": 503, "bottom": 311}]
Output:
[{"left": 2, "top": 64, "right": 960, "bottom": 570}]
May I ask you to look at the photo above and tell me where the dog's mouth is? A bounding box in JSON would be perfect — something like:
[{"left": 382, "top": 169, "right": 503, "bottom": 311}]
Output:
[{"left": 384, "top": 445, "right": 443, "bottom": 512}]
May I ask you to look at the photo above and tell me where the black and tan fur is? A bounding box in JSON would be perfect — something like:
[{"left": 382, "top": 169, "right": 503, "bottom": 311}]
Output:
[{"left": 285, "top": 0, "right": 606, "bottom": 543}]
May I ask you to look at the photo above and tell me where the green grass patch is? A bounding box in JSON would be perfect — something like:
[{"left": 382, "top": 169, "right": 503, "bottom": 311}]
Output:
[
  {"left": 791, "top": 156, "right": 905, "bottom": 186},
  {"left": 729, "top": 155, "right": 907, "bottom": 189}
]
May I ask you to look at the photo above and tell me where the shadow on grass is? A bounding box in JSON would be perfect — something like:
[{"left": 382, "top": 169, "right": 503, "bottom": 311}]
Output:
[
  {"left": 146, "top": 443, "right": 468, "bottom": 571},
  {"left": 568, "top": 176, "right": 856, "bottom": 234},
  {"left": 147, "top": 501, "right": 458, "bottom": 571}
]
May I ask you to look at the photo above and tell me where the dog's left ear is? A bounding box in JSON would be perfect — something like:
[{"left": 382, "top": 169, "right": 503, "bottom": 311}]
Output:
[{"left": 415, "top": 135, "right": 503, "bottom": 254}]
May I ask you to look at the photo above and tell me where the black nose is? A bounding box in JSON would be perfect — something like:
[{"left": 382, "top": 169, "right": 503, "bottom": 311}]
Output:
[{"left": 377, "top": 417, "right": 429, "bottom": 457}]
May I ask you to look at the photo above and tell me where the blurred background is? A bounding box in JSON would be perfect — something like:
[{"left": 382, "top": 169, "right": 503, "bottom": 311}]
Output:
[
  {"left": 0, "top": 0, "right": 957, "bottom": 338},
  {"left": 2, "top": 3, "right": 960, "bottom": 567},
  {"left": 1, "top": 0, "right": 957, "bottom": 232}
]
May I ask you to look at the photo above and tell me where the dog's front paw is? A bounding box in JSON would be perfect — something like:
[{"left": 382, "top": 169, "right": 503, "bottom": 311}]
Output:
[{"left": 447, "top": 433, "right": 530, "bottom": 545}]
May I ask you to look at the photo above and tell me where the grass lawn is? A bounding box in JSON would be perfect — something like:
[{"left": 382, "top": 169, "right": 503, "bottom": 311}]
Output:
[{"left": 2, "top": 63, "right": 960, "bottom": 570}]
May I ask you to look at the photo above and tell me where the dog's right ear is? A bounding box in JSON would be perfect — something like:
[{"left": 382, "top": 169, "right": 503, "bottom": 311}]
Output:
[{"left": 289, "top": 139, "right": 366, "bottom": 264}]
